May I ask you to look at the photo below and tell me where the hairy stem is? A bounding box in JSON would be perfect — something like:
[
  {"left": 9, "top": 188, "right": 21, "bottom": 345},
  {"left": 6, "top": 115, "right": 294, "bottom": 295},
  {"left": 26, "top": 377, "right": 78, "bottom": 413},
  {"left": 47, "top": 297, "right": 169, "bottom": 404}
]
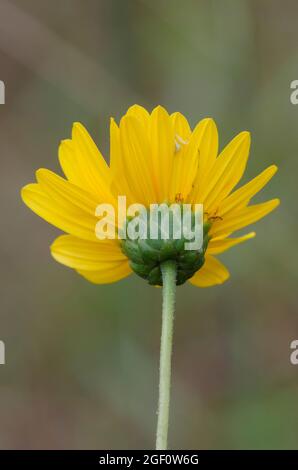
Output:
[{"left": 156, "top": 260, "right": 177, "bottom": 450}]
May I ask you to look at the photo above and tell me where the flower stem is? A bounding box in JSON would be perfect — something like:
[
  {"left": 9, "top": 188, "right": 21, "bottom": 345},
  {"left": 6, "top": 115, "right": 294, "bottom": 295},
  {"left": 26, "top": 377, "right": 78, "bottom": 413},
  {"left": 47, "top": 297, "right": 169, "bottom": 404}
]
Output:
[{"left": 156, "top": 259, "right": 177, "bottom": 450}]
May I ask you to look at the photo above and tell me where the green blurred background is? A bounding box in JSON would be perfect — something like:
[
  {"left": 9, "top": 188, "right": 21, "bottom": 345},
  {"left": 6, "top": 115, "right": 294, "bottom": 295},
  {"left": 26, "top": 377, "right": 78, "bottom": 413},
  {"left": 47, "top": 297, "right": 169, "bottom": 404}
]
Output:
[{"left": 0, "top": 0, "right": 297, "bottom": 449}]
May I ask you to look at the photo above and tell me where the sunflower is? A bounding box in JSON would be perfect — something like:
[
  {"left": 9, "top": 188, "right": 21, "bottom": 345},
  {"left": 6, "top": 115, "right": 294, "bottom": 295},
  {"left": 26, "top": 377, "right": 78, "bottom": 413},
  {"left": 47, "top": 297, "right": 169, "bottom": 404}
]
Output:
[
  {"left": 21, "top": 104, "right": 279, "bottom": 450},
  {"left": 21, "top": 104, "right": 279, "bottom": 287}
]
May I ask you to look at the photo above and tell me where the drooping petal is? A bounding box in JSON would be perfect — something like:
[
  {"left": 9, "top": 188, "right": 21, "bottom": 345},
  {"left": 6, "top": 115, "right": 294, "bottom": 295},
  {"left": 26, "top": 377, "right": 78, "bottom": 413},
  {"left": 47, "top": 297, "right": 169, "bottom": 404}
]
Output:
[
  {"left": 189, "top": 255, "right": 230, "bottom": 287},
  {"left": 51, "top": 234, "right": 126, "bottom": 270},
  {"left": 150, "top": 106, "right": 175, "bottom": 202},
  {"left": 210, "top": 198, "right": 280, "bottom": 238},
  {"left": 207, "top": 232, "right": 255, "bottom": 255},
  {"left": 120, "top": 115, "right": 156, "bottom": 205},
  {"left": 218, "top": 165, "right": 278, "bottom": 216},
  {"left": 198, "top": 131, "right": 251, "bottom": 212},
  {"left": 77, "top": 262, "right": 132, "bottom": 284}
]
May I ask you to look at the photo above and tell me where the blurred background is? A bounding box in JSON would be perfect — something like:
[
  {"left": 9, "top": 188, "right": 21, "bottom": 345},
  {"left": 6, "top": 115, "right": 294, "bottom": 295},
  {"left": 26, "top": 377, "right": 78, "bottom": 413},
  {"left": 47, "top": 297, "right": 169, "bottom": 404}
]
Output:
[{"left": 0, "top": 0, "right": 297, "bottom": 450}]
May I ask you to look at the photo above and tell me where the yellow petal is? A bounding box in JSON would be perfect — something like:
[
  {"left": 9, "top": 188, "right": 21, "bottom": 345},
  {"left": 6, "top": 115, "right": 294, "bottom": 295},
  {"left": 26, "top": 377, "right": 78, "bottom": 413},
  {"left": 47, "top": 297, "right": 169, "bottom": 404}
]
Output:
[
  {"left": 21, "top": 183, "right": 97, "bottom": 241},
  {"left": 207, "top": 232, "right": 256, "bottom": 255},
  {"left": 210, "top": 198, "right": 280, "bottom": 238},
  {"left": 170, "top": 112, "right": 191, "bottom": 141},
  {"left": 109, "top": 118, "right": 135, "bottom": 205},
  {"left": 198, "top": 131, "right": 251, "bottom": 212},
  {"left": 170, "top": 118, "right": 217, "bottom": 202},
  {"left": 189, "top": 255, "right": 230, "bottom": 287},
  {"left": 60, "top": 122, "right": 114, "bottom": 203},
  {"left": 59, "top": 139, "right": 83, "bottom": 187},
  {"left": 169, "top": 149, "right": 186, "bottom": 203},
  {"left": 110, "top": 118, "right": 121, "bottom": 172},
  {"left": 189, "top": 118, "right": 218, "bottom": 203},
  {"left": 150, "top": 106, "right": 174, "bottom": 202},
  {"left": 219, "top": 165, "right": 278, "bottom": 216},
  {"left": 126, "top": 104, "right": 150, "bottom": 126},
  {"left": 51, "top": 234, "right": 126, "bottom": 270},
  {"left": 77, "top": 262, "right": 132, "bottom": 284},
  {"left": 120, "top": 115, "right": 156, "bottom": 205},
  {"left": 168, "top": 112, "right": 191, "bottom": 203},
  {"left": 36, "top": 169, "right": 99, "bottom": 216}
]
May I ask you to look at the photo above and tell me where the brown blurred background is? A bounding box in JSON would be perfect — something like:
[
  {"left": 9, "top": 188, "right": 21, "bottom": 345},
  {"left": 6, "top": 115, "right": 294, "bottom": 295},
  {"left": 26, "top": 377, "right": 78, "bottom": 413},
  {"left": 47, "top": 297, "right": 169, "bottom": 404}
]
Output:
[{"left": 0, "top": 0, "right": 297, "bottom": 449}]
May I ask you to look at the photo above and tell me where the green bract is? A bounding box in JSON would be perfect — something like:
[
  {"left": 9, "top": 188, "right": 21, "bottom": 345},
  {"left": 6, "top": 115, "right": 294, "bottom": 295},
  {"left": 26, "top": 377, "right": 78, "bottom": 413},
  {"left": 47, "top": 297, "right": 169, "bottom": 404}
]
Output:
[{"left": 121, "top": 209, "right": 211, "bottom": 286}]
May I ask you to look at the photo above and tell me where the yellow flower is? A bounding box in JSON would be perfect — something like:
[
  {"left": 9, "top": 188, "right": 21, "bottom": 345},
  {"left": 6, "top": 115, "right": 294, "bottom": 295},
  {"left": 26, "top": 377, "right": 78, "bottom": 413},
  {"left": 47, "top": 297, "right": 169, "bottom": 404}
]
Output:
[{"left": 21, "top": 105, "right": 279, "bottom": 287}]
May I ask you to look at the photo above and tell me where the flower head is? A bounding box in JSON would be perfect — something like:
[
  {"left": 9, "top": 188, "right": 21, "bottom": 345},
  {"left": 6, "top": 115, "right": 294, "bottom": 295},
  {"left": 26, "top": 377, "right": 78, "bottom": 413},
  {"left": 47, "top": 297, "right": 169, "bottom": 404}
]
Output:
[{"left": 21, "top": 105, "right": 279, "bottom": 287}]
